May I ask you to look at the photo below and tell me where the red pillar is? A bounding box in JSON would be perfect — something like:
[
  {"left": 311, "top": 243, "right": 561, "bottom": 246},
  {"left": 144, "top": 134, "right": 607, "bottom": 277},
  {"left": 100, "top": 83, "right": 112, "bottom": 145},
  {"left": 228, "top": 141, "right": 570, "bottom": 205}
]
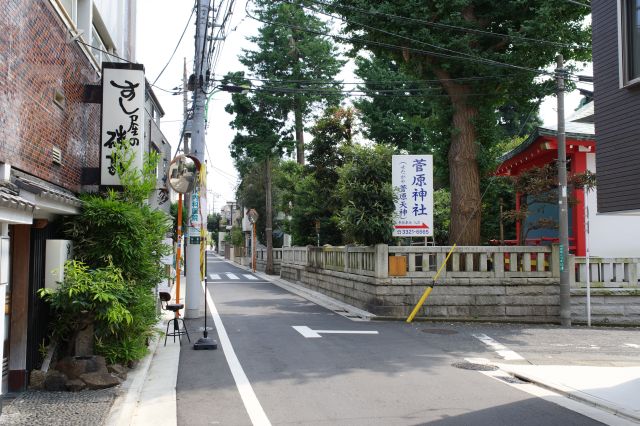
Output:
[
  {"left": 515, "top": 192, "right": 521, "bottom": 245},
  {"left": 572, "top": 152, "right": 588, "bottom": 256}
]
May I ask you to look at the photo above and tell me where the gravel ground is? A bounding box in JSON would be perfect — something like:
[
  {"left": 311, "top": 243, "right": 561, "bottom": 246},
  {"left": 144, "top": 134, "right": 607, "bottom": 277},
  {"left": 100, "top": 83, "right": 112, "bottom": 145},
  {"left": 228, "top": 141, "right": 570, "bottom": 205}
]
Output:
[{"left": 0, "top": 388, "right": 120, "bottom": 426}]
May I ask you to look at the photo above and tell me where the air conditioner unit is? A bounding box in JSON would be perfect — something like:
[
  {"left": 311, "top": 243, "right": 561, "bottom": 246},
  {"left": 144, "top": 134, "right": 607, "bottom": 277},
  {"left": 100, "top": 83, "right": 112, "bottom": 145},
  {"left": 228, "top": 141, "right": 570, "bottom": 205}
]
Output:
[{"left": 45, "top": 240, "right": 73, "bottom": 290}]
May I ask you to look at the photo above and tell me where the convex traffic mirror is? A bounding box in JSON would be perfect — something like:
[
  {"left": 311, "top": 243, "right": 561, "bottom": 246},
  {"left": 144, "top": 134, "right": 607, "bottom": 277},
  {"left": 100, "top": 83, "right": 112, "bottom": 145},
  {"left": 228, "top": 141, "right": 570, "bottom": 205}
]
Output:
[{"left": 168, "top": 155, "right": 197, "bottom": 194}]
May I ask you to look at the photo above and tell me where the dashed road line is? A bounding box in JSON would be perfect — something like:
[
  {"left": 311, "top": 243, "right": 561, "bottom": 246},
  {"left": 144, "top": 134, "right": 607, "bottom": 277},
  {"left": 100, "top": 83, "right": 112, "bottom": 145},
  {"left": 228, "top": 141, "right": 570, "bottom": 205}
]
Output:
[
  {"left": 473, "top": 333, "right": 525, "bottom": 361},
  {"left": 209, "top": 273, "right": 221, "bottom": 281},
  {"left": 226, "top": 273, "right": 239, "bottom": 280},
  {"left": 243, "top": 274, "right": 258, "bottom": 280},
  {"left": 624, "top": 343, "right": 640, "bottom": 349}
]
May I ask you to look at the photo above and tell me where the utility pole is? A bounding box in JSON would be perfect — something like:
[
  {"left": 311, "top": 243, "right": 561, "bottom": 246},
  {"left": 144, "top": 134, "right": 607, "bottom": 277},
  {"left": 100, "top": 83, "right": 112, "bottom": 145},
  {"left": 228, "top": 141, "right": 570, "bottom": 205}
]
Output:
[
  {"left": 556, "top": 54, "right": 571, "bottom": 327},
  {"left": 183, "top": 57, "right": 189, "bottom": 154},
  {"left": 185, "top": 0, "right": 210, "bottom": 319}
]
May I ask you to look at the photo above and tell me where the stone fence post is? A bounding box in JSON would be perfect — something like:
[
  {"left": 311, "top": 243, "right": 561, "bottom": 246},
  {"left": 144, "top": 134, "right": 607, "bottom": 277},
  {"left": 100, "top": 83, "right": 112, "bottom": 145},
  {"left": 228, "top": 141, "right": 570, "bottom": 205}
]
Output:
[{"left": 374, "top": 244, "right": 389, "bottom": 279}]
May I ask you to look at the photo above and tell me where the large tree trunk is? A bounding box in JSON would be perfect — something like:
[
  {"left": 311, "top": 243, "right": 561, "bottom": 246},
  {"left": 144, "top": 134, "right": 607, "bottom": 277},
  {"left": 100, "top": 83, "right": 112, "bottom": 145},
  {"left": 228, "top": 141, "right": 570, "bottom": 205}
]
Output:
[
  {"left": 265, "top": 157, "right": 274, "bottom": 274},
  {"left": 436, "top": 71, "right": 482, "bottom": 245},
  {"left": 294, "top": 94, "right": 305, "bottom": 165}
]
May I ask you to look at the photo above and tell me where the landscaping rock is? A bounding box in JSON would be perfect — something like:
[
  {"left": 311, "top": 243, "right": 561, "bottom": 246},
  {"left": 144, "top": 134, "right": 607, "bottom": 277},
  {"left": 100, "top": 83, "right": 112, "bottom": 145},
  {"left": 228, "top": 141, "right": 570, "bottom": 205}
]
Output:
[
  {"left": 80, "top": 372, "right": 122, "bottom": 390},
  {"left": 56, "top": 355, "right": 108, "bottom": 380},
  {"left": 44, "top": 370, "right": 68, "bottom": 391},
  {"left": 66, "top": 379, "right": 87, "bottom": 392},
  {"left": 107, "top": 364, "right": 128, "bottom": 381},
  {"left": 29, "top": 370, "right": 46, "bottom": 390}
]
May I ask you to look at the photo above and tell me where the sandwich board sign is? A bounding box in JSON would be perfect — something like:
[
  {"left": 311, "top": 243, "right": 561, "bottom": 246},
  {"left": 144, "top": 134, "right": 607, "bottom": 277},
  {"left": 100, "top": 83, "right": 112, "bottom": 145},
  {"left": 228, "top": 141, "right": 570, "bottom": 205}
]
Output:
[{"left": 392, "top": 155, "right": 434, "bottom": 237}]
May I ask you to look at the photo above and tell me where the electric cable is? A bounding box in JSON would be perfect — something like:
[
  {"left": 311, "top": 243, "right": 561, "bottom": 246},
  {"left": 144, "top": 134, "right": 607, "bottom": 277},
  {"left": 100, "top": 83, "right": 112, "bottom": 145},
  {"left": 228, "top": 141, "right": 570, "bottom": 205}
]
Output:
[
  {"left": 152, "top": 4, "right": 196, "bottom": 85},
  {"left": 303, "top": 0, "right": 586, "bottom": 48},
  {"left": 245, "top": 1, "right": 555, "bottom": 77}
]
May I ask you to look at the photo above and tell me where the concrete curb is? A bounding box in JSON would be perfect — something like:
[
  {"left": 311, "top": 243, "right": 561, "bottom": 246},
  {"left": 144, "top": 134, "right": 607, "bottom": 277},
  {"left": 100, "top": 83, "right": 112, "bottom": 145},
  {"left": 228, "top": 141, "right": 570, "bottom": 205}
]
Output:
[
  {"left": 499, "top": 365, "right": 640, "bottom": 424},
  {"left": 105, "top": 322, "right": 163, "bottom": 426},
  {"left": 217, "top": 254, "right": 375, "bottom": 321},
  {"left": 105, "top": 284, "right": 182, "bottom": 426}
]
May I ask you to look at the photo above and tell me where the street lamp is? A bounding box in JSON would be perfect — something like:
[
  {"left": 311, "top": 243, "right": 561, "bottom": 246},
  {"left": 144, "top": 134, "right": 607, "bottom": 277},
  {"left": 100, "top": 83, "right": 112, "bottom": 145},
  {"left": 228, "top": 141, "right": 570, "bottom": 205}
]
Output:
[{"left": 247, "top": 209, "right": 259, "bottom": 273}]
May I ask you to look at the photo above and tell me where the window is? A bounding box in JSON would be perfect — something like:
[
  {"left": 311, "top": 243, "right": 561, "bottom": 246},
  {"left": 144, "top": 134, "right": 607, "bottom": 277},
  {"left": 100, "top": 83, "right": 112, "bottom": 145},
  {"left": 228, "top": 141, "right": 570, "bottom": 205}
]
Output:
[
  {"left": 91, "top": 25, "right": 106, "bottom": 64},
  {"left": 59, "top": 0, "right": 77, "bottom": 23},
  {"left": 621, "top": 0, "right": 640, "bottom": 85}
]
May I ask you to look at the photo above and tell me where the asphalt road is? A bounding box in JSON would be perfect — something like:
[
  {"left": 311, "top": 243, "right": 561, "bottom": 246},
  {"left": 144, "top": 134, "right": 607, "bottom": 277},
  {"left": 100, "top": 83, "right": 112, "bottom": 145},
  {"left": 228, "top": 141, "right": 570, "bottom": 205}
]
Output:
[{"left": 176, "top": 254, "right": 636, "bottom": 425}]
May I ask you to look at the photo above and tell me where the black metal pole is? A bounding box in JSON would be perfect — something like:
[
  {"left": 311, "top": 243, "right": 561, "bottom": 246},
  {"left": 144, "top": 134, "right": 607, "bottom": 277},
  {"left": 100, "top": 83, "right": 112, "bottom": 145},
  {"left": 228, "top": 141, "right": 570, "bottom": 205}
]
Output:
[{"left": 193, "top": 249, "right": 217, "bottom": 349}]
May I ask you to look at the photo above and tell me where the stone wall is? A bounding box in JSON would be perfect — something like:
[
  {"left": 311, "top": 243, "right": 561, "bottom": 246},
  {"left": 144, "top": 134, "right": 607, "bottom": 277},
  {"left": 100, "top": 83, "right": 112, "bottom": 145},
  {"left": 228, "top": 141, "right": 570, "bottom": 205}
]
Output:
[
  {"left": 571, "top": 288, "right": 640, "bottom": 325},
  {"left": 281, "top": 264, "right": 561, "bottom": 323}
]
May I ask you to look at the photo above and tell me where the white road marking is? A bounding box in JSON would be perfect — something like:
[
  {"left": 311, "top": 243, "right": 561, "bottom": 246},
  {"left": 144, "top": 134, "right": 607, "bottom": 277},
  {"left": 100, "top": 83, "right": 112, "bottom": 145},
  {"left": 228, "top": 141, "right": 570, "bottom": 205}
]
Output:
[
  {"left": 208, "top": 274, "right": 221, "bottom": 280},
  {"left": 292, "top": 325, "right": 379, "bottom": 339},
  {"left": 473, "top": 333, "right": 525, "bottom": 361},
  {"left": 226, "top": 273, "right": 240, "bottom": 280},
  {"left": 624, "top": 343, "right": 640, "bottom": 349},
  {"left": 243, "top": 274, "right": 258, "bottom": 280},
  {"left": 204, "top": 283, "right": 272, "bottom": 426}
]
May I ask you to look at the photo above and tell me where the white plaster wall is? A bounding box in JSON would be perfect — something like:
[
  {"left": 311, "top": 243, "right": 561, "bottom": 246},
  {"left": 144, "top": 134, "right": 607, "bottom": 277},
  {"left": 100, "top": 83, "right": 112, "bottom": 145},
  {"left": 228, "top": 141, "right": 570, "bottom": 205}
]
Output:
[{"left": 587, "top": 153, "right": 640, "bottom": 257}]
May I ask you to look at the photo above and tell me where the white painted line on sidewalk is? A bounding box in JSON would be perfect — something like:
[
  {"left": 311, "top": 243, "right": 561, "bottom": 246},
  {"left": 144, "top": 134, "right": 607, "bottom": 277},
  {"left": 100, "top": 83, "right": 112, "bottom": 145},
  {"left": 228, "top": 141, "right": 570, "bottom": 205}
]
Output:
[
  {"left": 473, "top": 333, "right": 525, "bottom": 361},
  {"left": 204, "top": 284, "right": 272, "bottom": 426},
  {"left": 292, "top": 325, "right": 379, "bottom": 339},
  {"left": 226, "top": 273, "right": 240, "bottom": 280},
  {"left": 209, "top": 273, "right": 221, "bottom": 280},
  {"left": 243, "top": 274, "right": 258, "bottom": 280},
  {"left": 624, "top": 343, "right": 639, "bottom": 349}
]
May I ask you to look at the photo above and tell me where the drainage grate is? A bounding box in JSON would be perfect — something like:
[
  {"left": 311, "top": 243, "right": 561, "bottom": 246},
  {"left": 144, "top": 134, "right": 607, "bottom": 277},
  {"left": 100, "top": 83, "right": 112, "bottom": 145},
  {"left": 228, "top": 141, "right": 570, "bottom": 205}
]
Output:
[
  {"left": 422, "top": 328, "right": 459, "bottom": 335},
  {"left": 497, "top": 375, "right": 528, "bottom": 384},
  {"left": 452, "top": 361, "right": 498, "bottom": 371}
]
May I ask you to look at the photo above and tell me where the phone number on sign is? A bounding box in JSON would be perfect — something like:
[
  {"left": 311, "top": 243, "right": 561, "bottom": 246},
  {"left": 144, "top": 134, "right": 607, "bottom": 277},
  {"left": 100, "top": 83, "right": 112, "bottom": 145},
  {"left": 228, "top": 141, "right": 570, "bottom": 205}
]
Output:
[{"left": 394, "top": 229, "right": 431, "bottom": 236}]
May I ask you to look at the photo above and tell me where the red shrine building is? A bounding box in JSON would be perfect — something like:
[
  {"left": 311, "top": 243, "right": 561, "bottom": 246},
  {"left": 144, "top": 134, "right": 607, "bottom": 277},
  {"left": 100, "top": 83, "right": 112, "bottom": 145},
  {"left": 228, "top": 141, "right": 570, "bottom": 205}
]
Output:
[{"left": 496, "top": 100, "right": 640, "bottom": 258}]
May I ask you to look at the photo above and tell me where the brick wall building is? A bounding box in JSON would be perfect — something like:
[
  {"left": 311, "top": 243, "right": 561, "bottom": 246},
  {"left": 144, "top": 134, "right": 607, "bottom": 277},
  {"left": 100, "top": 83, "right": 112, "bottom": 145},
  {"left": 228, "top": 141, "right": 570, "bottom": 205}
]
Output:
[{"left": 0, "top": 0, "right": 171, "bottom": 391}]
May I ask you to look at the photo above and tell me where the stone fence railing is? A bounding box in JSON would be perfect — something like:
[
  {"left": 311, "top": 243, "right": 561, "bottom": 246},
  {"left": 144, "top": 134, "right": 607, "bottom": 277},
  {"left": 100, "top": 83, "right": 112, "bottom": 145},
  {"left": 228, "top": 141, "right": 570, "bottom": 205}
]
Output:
[
  {"left": 273, "top": 244, "right": 640, "bottom": 325},
  {"left": 281, "top": 244, "right": 557, "bottom": 279}
]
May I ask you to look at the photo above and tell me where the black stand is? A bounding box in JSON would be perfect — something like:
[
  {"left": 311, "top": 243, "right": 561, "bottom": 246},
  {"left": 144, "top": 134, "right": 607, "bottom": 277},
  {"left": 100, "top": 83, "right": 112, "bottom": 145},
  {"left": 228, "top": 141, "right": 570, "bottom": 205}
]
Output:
[{"left": 194, "top": 250, "right": 218, "bottom": 350}]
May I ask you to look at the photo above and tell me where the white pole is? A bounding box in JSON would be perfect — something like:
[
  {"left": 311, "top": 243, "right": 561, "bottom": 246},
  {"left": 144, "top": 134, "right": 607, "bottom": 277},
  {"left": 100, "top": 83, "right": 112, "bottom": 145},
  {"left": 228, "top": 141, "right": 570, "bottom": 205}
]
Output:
[{"left": 585, "top": 188, "right": 591, "bottom": 327}]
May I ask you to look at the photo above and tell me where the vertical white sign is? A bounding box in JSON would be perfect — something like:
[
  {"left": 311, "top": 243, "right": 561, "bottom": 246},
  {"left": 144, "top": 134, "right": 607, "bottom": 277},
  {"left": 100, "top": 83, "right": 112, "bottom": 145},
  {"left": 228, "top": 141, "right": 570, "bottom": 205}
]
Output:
[
  {"left": 392, "top": 155, "right": 434, "bottom": 237},
  {"left": 100, "top": 64, "right": 145, "bottom": 186}
]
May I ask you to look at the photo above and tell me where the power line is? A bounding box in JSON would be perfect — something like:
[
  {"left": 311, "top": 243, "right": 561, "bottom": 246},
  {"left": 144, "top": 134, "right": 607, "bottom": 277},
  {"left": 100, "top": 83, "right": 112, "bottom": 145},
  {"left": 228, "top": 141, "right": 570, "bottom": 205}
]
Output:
[
  {"left": 562, "top": 0, "right": 590, "bottom": 8},
  {"left": 152, "top": 4, "right": 196, "bottom": 85},
  {"left": 245, "top": 1, "right": 553, "bottom": 77},
  {"left": 304, "top": 0, "right": 584, "bottom": 49}
]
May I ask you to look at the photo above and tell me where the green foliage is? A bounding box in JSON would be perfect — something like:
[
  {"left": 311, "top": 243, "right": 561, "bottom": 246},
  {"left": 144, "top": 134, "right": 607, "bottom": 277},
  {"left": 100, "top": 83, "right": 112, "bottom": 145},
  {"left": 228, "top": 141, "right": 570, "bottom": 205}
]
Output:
[
  {"left": 337, "top": 144, "right": 396, "bottom": 245},
  {"left": 207, "top": 213, "right": 221, "bottom": 233},
  {"left": 327, "top": 0, "right": 591, "bottom": 243},
  {"left": 46, "top": 149, "right": 169, "bottom": 364},
  {"left": 288, "top": 107, "right": 353, "bottom": 245},
  {"left": 38, "top": 260, "right": 156, "bottom": 364},
  {"left": 242, "top": 0, "right": 345, "bottom": 134},
  {"left": 66, "top": 193, "right": 171, "bottom": 289},
  {"left": 231, "top": 226, "right": 244, "bottom": 247},
  {"left": 433, "top": 188, "right": 451, "bottom": 245}
]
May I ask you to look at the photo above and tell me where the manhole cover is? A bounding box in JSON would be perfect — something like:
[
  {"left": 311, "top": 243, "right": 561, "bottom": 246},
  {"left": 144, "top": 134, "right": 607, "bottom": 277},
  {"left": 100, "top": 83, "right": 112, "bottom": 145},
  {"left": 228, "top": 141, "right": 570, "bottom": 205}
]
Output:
[
  {"left": 452, "top": 361, "right": 498, "bottom": 371},
  {"left": 422, "top": 328, "right": 458, "bottom": 335}
]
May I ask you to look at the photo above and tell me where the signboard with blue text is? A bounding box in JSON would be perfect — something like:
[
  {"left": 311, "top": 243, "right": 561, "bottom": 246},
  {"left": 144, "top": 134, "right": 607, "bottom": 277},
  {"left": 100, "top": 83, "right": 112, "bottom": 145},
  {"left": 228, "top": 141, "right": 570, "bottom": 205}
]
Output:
[{"left": 392, "top": 155, "right": 434, "bottom": 237}]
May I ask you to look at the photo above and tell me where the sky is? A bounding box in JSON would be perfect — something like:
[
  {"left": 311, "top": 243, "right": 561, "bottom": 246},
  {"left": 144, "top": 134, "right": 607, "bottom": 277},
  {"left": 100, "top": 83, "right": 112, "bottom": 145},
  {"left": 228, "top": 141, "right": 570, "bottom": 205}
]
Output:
[{"left": 137, "top": 1, "right": 592, "bottom": 214}]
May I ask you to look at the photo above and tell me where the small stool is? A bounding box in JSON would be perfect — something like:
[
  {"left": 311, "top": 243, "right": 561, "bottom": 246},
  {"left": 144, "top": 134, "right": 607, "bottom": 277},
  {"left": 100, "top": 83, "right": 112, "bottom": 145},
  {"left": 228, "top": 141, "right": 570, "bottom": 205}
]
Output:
[{"left": 159, "top": 292, "right": 191, "bottom": 346}]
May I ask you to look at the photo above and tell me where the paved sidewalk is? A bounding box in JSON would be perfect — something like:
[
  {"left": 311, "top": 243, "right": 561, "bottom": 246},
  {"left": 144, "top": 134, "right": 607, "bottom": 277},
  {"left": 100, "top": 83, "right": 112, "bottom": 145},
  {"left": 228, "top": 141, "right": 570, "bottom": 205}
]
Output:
[
  {"left": 106, "top": 281, "right": 184, "bottom": 426},
  {"left": 499, "top": 364, "right": 640, "bottom": 423}
]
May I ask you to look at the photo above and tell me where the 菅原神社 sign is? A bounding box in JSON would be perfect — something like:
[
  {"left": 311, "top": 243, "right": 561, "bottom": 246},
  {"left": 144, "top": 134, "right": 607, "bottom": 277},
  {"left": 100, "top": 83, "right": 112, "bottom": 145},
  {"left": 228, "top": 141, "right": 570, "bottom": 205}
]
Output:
[
  {"left": 100, "top": 63, "right": 145, "bottom": 186},
  {"left": 392, "top": 155, "right": 434, "bottom": 237}
]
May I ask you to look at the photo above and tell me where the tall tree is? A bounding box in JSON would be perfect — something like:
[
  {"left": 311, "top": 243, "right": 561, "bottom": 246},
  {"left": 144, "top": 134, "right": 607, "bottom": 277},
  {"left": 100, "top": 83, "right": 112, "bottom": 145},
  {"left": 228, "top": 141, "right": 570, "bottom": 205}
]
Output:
[
  {"left": 224, "top": 72, "right": 294, "bottom": 274},
  {"left": 243, "top": 0, "right": 345, "bottom": 164},
  {"left": 325, "top": 0, "right": 590, "bottom": 244},
  {"left": 290, "top": 107, "right": 354, "bottom": 245}
]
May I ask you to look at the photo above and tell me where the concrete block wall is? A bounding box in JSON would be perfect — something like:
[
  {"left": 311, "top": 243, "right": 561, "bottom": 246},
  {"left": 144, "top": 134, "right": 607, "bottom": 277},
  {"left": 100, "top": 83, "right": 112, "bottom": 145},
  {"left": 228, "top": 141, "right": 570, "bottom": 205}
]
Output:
[{"left": 571, "top": 288, "right": 640, "bottom": 325}]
